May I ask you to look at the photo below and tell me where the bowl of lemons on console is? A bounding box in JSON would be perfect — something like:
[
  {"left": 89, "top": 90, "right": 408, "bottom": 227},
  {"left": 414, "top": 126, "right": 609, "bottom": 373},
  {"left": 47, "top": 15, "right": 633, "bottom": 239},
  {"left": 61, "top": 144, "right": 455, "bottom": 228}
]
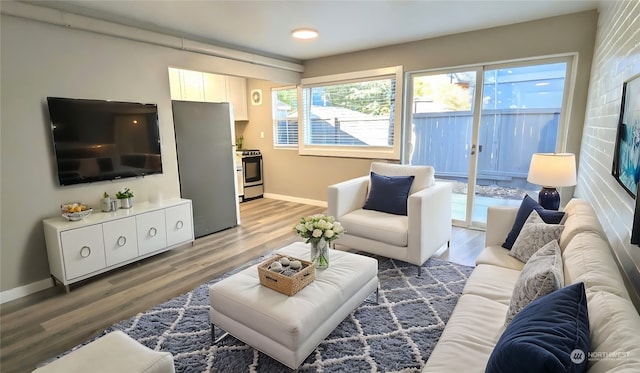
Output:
[{"left": 61, "top": 203, "right": 92, "bottom": 221}]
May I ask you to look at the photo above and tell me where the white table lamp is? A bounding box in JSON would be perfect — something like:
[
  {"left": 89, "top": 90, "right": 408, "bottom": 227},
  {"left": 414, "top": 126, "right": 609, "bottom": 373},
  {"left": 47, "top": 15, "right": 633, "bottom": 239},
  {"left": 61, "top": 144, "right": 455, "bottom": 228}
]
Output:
[{"left": 527, "top": 153, "right": 577, "bottom": 210}]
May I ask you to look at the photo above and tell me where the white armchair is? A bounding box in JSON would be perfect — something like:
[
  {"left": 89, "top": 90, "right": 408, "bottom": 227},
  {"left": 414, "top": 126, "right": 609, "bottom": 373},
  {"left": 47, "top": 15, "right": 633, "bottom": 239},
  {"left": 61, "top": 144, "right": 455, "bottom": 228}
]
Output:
[{"left": 328, "top": 162, "right": 452, "bottom": 270}]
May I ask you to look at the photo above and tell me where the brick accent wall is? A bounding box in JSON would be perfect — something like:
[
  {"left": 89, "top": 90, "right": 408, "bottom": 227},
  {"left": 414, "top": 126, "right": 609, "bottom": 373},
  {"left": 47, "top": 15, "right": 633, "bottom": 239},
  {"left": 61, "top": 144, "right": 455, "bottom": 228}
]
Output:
[{"left": 577, "top": 1, "right": 640, "bottom": 304}]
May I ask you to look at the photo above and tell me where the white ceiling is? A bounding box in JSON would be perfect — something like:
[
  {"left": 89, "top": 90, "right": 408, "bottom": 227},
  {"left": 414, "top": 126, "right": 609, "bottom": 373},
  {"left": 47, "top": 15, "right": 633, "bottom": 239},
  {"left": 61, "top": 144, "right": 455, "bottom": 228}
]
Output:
[{"left": 25, "top": 0, "right": 600, "bottom": 62}]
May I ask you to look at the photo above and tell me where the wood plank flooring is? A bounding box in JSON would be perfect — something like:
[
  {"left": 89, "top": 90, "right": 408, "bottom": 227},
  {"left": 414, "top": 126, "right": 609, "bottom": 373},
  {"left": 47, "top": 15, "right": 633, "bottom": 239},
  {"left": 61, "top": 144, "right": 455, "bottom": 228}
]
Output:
[{"left": 0, "top": 198, "right": 485, "bottom": 373}]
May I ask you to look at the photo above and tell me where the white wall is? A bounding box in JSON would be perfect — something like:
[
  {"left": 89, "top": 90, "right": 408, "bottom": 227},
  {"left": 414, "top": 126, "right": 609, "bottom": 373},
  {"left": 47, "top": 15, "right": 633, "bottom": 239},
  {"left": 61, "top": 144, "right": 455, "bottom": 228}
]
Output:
[
  {"left": 576, "top": 0, "right": 640, "bottom": 302},
  {"left": 0, "top": 14, "right": 299, "bottom": 296}
]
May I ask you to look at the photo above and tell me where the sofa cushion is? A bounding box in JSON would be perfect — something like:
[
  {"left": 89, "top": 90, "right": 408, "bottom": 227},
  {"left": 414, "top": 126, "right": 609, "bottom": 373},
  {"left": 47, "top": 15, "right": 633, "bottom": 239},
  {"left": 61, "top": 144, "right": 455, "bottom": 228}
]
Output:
[
  {"left": 370, "top": 162, "right": 434, "bottom": 195},
  {"left": 562, "top": 231, "right": 631, "bottom": 299},
  {"left": 475, "top": 246, "right": 525, "bottom": 271},
  {"left": 486, "top": 282, "right": 589, "bottom": 373},
  {"left": 363, "top": 171, "right": 414, "bottom": 215},
  {"left": 462, "top": 264, "right": 521, "bottom": 305},
  {"left": 558, "top": 199, "right": 606, "bottom": 252},
  {"left": 509, "top": 210, "right": 564, "bottom": 263},
  {"left": 505, "top": 240, "right": 564, "bottom": 324},
  {"left": 585, "top": 291, "right": 640, "bottom": 373},
  {"left": 422, "top": 294, "right": 508, "bottom": 373},
  {"left": 338, "top": 208, "right": 408, "bottom": 246},
  {"left": 502, "top": 195, "right": 565, "bottom": 250}
]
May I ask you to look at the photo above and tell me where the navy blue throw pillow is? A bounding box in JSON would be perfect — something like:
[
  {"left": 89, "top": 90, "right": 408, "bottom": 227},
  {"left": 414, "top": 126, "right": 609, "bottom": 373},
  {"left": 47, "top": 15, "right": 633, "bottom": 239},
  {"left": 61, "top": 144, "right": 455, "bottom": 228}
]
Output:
[
  {"left": 486, "top": 282, "right": 590, "bottom": 373},
  {"left": 502, "top": 195, "right": 565, "bottom": 249},
  {"left": 363, "top": 172, "right": 415, "bottom": 215}
]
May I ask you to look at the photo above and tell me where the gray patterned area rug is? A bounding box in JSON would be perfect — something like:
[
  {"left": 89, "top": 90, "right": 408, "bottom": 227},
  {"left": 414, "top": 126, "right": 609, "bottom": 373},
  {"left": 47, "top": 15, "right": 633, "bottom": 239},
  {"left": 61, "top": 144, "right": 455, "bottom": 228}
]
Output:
[{"left": 98, "top": 254, "right": 473, "bottom": 372}]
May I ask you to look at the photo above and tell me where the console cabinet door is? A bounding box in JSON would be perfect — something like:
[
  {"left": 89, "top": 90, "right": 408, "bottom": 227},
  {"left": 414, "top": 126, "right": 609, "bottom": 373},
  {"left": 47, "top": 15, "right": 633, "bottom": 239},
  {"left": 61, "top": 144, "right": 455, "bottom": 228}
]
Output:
[
  {"left": 137, "top": 210, "right": 167, "bottom": 255},
  {"left": 60, "top": 225, "right": 106, "bottom": 280},
  {"left": 103, "top": 217, "right": 139, "bottom": 266},
  {"left": 166, "top": 203, "right": 194, "bottom": 246}
]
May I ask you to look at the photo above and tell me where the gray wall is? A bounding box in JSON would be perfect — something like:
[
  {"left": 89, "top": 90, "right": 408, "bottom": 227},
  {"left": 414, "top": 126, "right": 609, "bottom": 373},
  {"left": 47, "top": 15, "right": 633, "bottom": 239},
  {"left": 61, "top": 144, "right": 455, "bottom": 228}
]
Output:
[
  {"left": 576, "top": 1, "right": 640, "bottom": 305},
  {"left": 244, "top": 11, "right": 597, "bottom": 206},
  {"left": 0, "top": 14, "right": 299, "bottom": 295}
]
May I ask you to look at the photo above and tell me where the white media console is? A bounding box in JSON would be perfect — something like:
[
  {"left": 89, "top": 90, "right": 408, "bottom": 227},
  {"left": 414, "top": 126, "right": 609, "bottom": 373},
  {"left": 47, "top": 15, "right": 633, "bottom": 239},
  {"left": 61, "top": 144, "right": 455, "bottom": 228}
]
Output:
[{"left": 43, "top": 199, "right": 194, "bottom": 292}]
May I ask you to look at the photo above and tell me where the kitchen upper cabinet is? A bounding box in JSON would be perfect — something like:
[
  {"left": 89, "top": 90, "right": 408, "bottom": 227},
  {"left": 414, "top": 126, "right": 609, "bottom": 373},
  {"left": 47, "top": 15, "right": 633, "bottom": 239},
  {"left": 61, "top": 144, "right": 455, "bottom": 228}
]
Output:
[
  {"left": 169, "top": 68, "right": 181, "bottom": 100},
  {"left": 227, "top": 75, "right": 248, "bottom": 121},
  {"left": 181, "top": 70, "right": 205, "bottom": 101},
  {"left": 203, "top": 73, "right": 227, "bottom": 103},
  {"left": 168, "top": 68, "right": 248, "bottom": 121}
]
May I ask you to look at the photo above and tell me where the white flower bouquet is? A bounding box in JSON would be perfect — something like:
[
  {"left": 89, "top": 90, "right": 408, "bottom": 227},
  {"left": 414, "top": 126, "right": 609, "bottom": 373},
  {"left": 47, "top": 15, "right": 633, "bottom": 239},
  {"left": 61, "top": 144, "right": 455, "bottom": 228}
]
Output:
[{"left": 294, "top": 214, "right": 344, "bottom": 245}]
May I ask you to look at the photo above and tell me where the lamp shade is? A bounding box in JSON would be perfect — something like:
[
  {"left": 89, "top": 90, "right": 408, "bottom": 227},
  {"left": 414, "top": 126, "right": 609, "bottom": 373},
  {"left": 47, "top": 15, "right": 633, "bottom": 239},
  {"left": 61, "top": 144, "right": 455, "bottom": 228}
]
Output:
[{"left": 527, "top": 153, "right": 577, "bottom": 187}]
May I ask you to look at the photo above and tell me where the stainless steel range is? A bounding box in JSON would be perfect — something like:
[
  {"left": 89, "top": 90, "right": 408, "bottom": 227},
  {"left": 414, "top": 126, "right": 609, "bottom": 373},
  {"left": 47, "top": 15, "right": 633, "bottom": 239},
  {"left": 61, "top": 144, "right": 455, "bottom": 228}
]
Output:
[{"left": 237, "top": 149, "right": 263, "bottom": 201}]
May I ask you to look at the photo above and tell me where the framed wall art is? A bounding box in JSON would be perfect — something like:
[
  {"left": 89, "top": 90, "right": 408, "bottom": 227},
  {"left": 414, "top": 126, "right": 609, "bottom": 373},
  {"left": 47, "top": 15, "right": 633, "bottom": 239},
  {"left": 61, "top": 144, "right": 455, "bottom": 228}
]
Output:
[{"left": 612, "top": 74, "right": 640, "bottom": 198}]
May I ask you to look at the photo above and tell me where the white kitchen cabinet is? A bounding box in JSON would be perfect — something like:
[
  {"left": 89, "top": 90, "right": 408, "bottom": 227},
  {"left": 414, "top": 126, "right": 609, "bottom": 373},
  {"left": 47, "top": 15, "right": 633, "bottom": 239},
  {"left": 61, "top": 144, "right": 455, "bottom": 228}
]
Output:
[
  {"left": 103, "top": 216, "right": 138, "bottom": 266},
  {"left": 136, "top": 209, "right": 167, "bottom": 255},
  {"left": 227, "top": 75, "right": 248, "bottom": 121},
  {"left": 203, "top": 73, "right": 227, "bottom": 103},
  {"left": 43, "top": 199, "right": 194, "bottom": 292},
  {"left": 168, "top": 68, "right": 182, "bottom": 100},
  {"left": 180, "top": 70, "right": 205, "bottom": 101},
  {"left": 168, "top": 68, "right": 248, "bottom": 121}
]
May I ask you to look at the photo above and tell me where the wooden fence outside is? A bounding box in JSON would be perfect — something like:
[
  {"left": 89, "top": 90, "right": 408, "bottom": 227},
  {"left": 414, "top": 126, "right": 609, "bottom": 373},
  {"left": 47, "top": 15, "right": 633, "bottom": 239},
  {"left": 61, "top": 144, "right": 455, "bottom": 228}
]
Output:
[{"left": 411, "top": 108, "right": 559, "bottom": 189}]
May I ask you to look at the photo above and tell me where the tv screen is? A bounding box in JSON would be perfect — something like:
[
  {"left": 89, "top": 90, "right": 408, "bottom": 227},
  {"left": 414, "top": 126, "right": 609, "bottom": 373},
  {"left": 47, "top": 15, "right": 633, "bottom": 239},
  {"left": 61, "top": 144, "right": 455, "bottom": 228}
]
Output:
[{"left": 47, "top": 97, "right": 163, "bottom": 186}]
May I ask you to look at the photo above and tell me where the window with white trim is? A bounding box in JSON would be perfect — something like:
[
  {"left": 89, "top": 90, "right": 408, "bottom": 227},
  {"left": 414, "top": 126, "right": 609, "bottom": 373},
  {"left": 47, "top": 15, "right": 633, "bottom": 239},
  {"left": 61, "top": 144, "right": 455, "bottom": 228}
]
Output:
[
  {"left": 299, "top": 66, "right": 403, "bottom": 159},
  {"left": 272, "top": 87, "right": 299, "bottom": 147}
]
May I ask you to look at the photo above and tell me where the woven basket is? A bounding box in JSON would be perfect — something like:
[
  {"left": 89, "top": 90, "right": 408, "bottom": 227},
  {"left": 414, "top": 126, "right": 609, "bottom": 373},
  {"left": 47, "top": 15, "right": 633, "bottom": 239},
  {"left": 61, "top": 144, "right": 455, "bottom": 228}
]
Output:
[{"left": 258, "top": 255, "right": 315, "bottom": 296}]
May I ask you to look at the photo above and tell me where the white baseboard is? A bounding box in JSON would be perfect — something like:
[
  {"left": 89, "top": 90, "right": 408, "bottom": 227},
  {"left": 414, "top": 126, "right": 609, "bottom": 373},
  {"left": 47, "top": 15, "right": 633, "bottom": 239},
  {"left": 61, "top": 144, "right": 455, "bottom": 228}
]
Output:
[
  {"left": 263, "top": 193, "right": 327, "bottom": 208},
  {"left": 0, "top": 277, "right": 53, "bottom": 304}
]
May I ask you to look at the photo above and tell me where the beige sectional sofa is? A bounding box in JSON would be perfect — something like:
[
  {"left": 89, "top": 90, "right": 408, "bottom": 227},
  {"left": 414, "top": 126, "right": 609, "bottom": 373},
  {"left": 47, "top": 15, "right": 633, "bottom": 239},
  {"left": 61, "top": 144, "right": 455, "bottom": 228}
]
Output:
[{"left": 423, "top": 198, "right": 640, "bottom": 372}]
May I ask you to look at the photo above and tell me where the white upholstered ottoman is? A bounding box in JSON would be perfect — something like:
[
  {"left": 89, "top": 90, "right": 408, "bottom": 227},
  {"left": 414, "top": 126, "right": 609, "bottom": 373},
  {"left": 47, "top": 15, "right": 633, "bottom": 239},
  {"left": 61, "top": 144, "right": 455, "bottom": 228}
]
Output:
[
  {"left": 209, "top": 242, "right": 379, "bottom": 369},
  {"left": 33, "top": 331, "right": 175, "bottom": 373}
]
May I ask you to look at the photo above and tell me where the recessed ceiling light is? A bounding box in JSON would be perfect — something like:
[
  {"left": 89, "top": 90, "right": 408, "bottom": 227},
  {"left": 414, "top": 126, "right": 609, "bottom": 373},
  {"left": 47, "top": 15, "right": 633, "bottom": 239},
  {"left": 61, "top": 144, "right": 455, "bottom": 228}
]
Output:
[{"left": 292, "top": 28, "right": 319, "bottom": 40}]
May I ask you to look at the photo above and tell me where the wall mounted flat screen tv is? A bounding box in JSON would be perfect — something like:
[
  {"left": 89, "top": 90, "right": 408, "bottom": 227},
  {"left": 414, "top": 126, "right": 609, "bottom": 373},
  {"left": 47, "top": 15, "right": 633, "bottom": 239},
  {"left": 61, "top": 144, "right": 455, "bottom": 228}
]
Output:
[{"left": 47, "top": 97, "right": 163, "bottom": 186}]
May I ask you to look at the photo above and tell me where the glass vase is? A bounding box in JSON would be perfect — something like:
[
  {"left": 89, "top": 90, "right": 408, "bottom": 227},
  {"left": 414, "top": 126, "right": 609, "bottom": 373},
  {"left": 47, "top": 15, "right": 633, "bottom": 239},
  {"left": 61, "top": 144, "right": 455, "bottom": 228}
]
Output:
[{"left": 310, "top": 238, "right": 329, "bottom": 269}]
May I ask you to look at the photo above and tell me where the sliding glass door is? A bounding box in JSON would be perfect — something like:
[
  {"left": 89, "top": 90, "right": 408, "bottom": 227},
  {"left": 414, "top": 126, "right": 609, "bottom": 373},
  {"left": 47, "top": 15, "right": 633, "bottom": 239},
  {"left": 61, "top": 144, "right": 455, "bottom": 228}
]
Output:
[
  {"left": 408, "top": 69, "right": 480, "bottom": 224},
  {"left": 407, "top": 58, "right": 571, "bottom": 227}
]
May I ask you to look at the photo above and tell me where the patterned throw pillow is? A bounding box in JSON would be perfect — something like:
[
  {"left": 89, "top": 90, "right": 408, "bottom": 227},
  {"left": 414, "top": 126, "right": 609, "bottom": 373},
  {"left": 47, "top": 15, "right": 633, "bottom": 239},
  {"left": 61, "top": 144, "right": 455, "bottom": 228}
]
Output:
[
  {"left": 505, "top": 240, "right": 564, "bottom": 324},
  {"left": 502, "top": 195, "right": 565, "bottom": 250},
  {"left": 509, "top": 210, "right": 564, "bottom": 263}
]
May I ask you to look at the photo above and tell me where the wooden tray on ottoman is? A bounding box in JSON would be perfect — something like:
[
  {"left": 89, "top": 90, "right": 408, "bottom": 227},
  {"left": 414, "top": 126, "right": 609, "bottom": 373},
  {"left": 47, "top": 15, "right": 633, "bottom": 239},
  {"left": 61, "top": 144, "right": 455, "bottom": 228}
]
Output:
[{"left": 257, "top": 254, "right": 315, "bottom": 296}]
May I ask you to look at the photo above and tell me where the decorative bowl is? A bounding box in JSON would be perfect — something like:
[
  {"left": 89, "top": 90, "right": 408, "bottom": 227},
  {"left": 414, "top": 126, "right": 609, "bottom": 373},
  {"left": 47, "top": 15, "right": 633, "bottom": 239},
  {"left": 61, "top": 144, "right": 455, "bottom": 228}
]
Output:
[{"left": 61, "top": 203, "right": 92, "bottom": 221}]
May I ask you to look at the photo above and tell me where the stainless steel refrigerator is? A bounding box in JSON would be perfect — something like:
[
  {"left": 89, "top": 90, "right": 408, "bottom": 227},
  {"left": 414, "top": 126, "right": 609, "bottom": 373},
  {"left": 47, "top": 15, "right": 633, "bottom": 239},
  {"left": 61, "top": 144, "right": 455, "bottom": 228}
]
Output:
[{"left": 172, "top": 101, "right": 239, "bottom": 238}]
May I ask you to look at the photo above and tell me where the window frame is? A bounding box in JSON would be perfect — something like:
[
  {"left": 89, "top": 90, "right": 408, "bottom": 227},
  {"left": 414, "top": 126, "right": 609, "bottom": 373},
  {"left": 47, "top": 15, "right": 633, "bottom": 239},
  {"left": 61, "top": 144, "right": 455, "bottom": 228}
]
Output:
[
  {"left": 271, "top": 85, "right": 299, "bottom": 149},
  {"left": 298, "top": 66, "right": 403, "bottom": 160},
  {"left": 403, "top": 55, "right": 576, "bottom": 163},
  {"left": 404, "top": 54, "right": 576, "bottom": 227}
]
